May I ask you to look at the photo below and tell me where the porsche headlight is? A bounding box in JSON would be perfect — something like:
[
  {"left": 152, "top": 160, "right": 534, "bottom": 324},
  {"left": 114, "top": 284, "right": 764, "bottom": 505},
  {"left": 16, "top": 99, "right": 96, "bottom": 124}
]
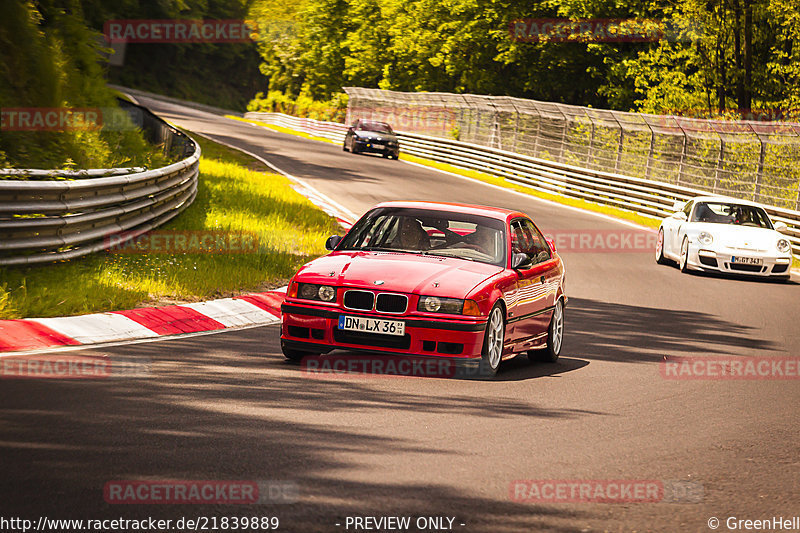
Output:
[
  {"left": 698, "top": 232, "right": 713, "bottom": 245},
  {"left": 777, "top": 238, "right": 791, "bottom": 254},
  {"left": 418, "top": 296, "right": 464, "bottom": 314},
  {"left": 297, "top": 283, "right": 337, "bottom": 302}
]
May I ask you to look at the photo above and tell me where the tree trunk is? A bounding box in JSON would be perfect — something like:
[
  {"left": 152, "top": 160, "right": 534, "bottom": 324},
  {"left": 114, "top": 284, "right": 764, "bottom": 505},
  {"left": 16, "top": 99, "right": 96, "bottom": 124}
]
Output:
[
  {"left": 743, "top": 0, "right": 753, "bottom": 111},
  {"left": 732, "top": 0, "right": 745, "bottom": 111}
]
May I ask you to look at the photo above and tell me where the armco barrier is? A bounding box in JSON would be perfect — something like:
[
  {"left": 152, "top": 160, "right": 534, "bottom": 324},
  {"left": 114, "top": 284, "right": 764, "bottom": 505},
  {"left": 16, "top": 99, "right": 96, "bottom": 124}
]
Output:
[
  {"left": 244, "top": 110, "right": 800, "bottom": 255},
  {"left": 0, "top": 100, "right": 199, "bottom": 266}
]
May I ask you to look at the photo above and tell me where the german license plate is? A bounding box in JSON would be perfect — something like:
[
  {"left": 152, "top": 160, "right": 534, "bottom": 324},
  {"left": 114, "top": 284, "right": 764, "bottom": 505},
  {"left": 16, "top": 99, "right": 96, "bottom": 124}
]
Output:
[
  {"left": 731, "top": 256, "right": 763, "bottom": 265},
  {"left": 371, "top": 143, "right": 384, "bottom": 149},
  {"left": 338, "top": 315, "right": 405, "bottom": 336}
]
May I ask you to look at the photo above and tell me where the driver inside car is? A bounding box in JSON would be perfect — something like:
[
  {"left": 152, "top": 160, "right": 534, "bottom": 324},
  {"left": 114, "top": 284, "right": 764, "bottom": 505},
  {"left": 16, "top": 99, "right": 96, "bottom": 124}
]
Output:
[{"left": 393, "top": 217, "right": 430, "bottom": 250}]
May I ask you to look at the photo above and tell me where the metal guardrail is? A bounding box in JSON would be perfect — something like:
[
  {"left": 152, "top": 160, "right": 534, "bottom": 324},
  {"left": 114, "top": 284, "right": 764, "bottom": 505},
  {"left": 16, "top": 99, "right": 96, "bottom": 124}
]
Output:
[
  {"left": 244, "top": 110, "right": 800, "bottom": 255},
  {"left": 343, "top": 87, "right": 800, "bottom": 212},
  {"left": 0, "top": 100, "right": 200, "bottom": 266}
]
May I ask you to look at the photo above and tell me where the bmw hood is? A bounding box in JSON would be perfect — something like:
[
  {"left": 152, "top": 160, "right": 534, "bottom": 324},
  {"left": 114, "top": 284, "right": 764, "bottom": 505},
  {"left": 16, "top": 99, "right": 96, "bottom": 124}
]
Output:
[{"left": 294, "top": 251, "right": 503, "bottom": 298}]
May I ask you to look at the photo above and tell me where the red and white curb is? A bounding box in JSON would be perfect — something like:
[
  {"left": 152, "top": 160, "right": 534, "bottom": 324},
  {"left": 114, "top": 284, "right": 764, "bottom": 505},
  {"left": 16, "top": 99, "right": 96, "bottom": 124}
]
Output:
[
  {"left": 0, "top": 114, "right": 359, "bottom": 356},
  {"left": 0, "top": 288, "right": 286, "bottom": 353}
]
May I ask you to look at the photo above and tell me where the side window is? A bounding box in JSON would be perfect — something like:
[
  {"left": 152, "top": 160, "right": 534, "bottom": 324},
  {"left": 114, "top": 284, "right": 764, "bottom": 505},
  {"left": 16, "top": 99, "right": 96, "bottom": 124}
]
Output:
[
  {"left": 522, "top": 219, "right": 551, "bottom": 264},
  {"left": 511, "top": 219, "right": 551, "bottom": 265}
]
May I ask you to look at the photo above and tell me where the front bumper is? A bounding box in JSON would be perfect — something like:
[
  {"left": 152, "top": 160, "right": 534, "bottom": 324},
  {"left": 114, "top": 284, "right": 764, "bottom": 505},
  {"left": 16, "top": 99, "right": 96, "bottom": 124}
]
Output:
[
  {"left": 686, "top": 244, "right": 792, "bottom": 277},
  {"left": 353, "top": 139, "right": 399, "bottom": 156},
  {"left": 281, "top": 301, "right": 487, "bottom": 358}
]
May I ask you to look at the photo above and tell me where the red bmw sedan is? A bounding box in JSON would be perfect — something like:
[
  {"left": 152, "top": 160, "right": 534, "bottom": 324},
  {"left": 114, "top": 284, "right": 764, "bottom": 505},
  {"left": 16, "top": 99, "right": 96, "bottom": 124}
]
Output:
[{"left": 280, "top": 201, "right": 566, "bottom": 376}]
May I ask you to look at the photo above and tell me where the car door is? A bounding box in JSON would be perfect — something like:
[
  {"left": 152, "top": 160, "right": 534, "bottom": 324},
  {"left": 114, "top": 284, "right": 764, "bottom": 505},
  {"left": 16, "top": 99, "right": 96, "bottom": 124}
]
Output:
[
  {"left": 507, "top": 218, "right": 559, "bottom": 348},
  {"left": 666, "top": 200, "right": 693, "bottom": 257}
]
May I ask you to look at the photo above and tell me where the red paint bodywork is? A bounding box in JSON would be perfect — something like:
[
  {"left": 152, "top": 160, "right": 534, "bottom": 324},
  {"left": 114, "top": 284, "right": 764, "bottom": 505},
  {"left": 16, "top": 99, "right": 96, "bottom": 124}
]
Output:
[{"left": 281, "top": 201, "right": 566, "bottom": 361}]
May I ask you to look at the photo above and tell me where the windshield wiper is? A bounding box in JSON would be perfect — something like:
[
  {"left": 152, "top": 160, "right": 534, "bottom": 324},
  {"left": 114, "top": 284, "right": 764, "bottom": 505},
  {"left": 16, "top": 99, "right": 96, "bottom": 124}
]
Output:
[
  {"left": 362, "top": 246, "right": 422, "bottom": 254},
  {"left": 423, "top": 250, "right": 475, "bottom": 261}
]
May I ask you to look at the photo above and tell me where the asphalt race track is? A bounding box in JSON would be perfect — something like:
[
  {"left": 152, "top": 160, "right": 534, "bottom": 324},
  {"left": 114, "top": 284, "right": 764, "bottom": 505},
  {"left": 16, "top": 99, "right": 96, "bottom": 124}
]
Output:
[{"left": 1, "top": 95, "right": 799, "bottom": 532}]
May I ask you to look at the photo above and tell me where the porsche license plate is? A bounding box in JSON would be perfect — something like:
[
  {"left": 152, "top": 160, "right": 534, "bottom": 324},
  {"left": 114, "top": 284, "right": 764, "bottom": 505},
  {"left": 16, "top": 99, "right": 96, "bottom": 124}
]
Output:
[
  {"left": 731, "top": 256, "right": 763, "bottom": 265},
  {"left": 338, "top": 315, "right": 405, "bottom": 336}
]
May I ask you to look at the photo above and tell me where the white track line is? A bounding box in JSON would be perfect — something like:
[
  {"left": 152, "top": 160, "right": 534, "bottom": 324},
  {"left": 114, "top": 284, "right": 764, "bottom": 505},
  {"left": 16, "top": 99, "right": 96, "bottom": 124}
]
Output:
[{"left": 189, "top": 130, "right": 358, "bottom": 223}]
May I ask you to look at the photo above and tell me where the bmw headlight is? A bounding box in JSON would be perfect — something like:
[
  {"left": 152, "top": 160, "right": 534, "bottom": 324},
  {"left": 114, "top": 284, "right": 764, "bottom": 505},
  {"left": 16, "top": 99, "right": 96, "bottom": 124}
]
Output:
[
  {"left": 698, "top": 232, "right": 713, "bottom": 245},
  {"left": 777, "top": 238, "right": 791, "bottom": 254},
  {"left": 297, "top": 283, "right": 337, "bottom": 302},
  {"left": 418, "top": 296, "right": 464, "bottom": 314}
]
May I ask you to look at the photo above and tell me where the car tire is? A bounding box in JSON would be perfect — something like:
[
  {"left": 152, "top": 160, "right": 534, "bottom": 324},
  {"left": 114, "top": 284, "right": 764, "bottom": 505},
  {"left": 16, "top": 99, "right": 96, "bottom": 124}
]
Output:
[
  {"left": 530, "top": 298, "right": 564, "bottom": 364},
  {"left": 382, "top": 153, "right": 390, "bottom": 158},
  {"left": 342, "top": 141, "right": 349, "bottom": 152},
  {"left": 655, "top": 228, "right": 669, "bottom": 265},
  {"left": 479, "top": 303, "right": 505, "bottom": 377},
  {"left": 352, "top": 143, "right": 360, "bottom": 154},
  {"left": 679, "top": 236, "right": 690, "bottom": 273}
]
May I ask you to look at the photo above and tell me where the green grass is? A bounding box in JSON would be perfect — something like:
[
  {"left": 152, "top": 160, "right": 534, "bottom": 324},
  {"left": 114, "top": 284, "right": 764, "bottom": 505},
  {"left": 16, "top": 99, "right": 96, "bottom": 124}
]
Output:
[{"left": 0, "top": 135, "right": 341, "bottom": 319}]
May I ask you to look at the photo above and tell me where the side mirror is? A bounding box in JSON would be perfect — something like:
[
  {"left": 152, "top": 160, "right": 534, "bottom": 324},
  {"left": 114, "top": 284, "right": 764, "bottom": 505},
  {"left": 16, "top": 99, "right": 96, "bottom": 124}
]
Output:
[
  {"left": 325, "top": 235, "right": 342, "bottom": 250},
  {"left": 672, "top": 200, "right": 686, "bottom": 212},
  {"left": 546, "top": 238, "right": 556, "bottom": 253},
  {"left": 775, "top": 221, "right": 788, "bottom": 232},
  {"left": 511, "top": 252, "right": 532, "bottom": 270}
]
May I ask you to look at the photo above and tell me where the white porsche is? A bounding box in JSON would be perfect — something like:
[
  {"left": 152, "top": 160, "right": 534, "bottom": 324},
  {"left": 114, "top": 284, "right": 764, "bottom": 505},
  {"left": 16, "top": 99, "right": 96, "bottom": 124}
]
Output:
[{"left": 655, "top": 196, "right": 793, "bottom": 280}]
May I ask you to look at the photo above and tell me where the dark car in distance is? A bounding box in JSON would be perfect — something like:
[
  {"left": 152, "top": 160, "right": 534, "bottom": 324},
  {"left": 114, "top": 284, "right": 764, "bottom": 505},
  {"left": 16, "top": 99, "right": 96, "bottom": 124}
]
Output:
[{"left": 343, "top": 119, "right": 400, "bottom": 159}]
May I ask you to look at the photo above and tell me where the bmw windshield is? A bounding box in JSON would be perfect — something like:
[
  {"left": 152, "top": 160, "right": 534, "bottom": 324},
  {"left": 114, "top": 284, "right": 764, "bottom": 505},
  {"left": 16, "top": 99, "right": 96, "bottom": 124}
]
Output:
[{"left": 337, "top": 208, "right": 507, "bottom": 266}]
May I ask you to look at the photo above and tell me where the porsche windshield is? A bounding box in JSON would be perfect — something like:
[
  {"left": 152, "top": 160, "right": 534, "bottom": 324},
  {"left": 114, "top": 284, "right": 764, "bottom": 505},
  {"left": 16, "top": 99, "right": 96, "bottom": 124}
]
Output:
[
  {"left": 338, "top": 208, "right": 506, "bottom": 266},
  {"left": 691, "top": 202, "right": 773, "bottom": 228}
]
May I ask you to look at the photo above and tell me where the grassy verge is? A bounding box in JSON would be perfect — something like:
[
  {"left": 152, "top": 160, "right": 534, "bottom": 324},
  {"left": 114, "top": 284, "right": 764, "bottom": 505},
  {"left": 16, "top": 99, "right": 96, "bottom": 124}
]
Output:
[{"left": 0, "top": 135, "right": 341, "bottom": 319}]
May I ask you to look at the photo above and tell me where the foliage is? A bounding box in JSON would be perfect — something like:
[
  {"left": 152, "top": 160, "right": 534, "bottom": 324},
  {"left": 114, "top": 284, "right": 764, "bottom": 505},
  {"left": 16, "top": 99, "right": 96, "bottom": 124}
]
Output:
[
  {"left": 247, "top": 90, "right": 348, "bottom": 122},
  {"left": 0, "top": 0, "right": 163, "bottom": 169},
  {"left": 248, "top": 0, "right": 800, "bottom": 117}
]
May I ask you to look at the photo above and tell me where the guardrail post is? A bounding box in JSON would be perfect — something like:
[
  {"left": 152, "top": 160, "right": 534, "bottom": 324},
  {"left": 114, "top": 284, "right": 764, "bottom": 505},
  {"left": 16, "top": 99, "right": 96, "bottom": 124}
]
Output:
[
  {"left": 677, "top": 129, "right": 688, "bottom": 185},
  {"left": 713, "top": 139, "right": 724, "bottom": 194},
  {"left": 645, "top": 126, "right": 655, "bottom": 180},
  {"left": 753, "top": 136, "right": 766, "bottom": 202},
  {"left": 532, "top": 107, "right": 542, "bottom": 157},
  {"left": 556, "top": 105, "right": 568, "bottom": 163},
  {"left": 615, "top": 128, "right": 624, "bottom": 172}
]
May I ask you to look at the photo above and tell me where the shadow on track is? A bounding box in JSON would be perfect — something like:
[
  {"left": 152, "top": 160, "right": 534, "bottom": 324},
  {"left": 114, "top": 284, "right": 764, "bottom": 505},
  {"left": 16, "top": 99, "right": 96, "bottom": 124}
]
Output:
[
  {"left": 0, "top": 332, "right": 594, "bottom": 532},
  {"left": 564, "top": 297, "right": 776, "bottom": 362}
]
